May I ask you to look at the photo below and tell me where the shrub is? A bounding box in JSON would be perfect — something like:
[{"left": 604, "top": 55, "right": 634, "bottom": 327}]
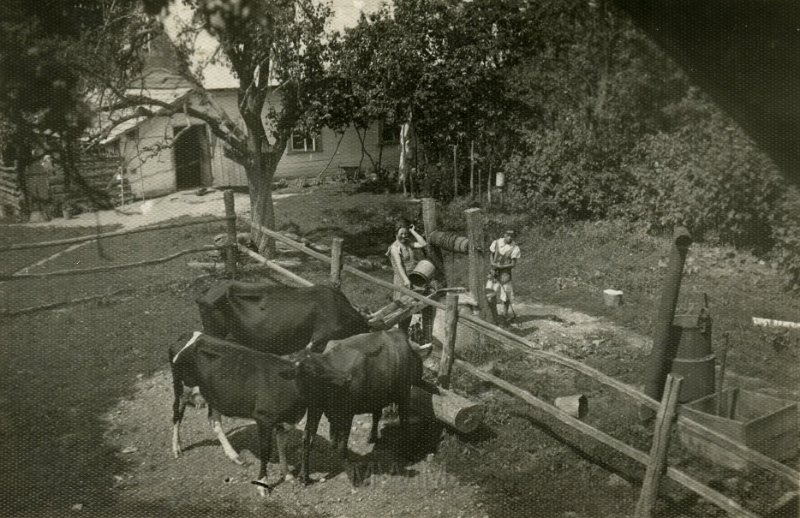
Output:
[
  {"left": 772, "top": 188, "right": 800, "bottom": 290},
  {"left": 503, "top": 114, "right": 633, "bottom": 222},
  {"left": 623, "top": 96, "right": 785, "bottom": 251}
]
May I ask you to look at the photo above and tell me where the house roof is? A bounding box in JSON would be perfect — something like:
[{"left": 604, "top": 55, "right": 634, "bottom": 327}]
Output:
[{"left": 92, "top": 85, "right": 193, "bottom": 145}]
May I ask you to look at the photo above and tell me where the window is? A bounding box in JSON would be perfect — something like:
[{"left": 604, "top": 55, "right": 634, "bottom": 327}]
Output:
[
  {"left": 381, "top": 120, "right": 401, "bottom": 145},
  {"left": 289, "top": 131, "right": 321, "bottom": 153}
]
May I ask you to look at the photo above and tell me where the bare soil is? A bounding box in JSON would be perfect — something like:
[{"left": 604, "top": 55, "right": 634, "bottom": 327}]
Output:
[{"left": 1, "top": 187, "right": 797, "bottom": 517}]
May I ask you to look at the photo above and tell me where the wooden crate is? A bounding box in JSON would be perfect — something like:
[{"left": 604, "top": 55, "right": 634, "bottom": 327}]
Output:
[{"left": 678, "top": 388, "right": 798, "bottom": 470}]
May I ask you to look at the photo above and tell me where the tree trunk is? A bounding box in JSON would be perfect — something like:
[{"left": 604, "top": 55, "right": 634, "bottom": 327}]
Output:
[{"left": 247, "top": 153, "right": 277, "bottom": 257}]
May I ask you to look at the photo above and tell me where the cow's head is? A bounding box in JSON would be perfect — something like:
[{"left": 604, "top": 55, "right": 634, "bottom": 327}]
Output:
[{"left": 280, "top": 350, "right": 352, "bottom": 388}]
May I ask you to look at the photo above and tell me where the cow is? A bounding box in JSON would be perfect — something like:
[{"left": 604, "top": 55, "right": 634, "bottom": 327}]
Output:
[
  {"left": 169, "top": 332, "right": 338, "bottom": 495},
  {"left": 192, "top": 281, "right": 371, "bottom": 462},
  {"left": 280, "top": 329, "right": 423, "bottom": 486},
  {"left": 196, "top": 281, "right": 371, "bottom": 355}
]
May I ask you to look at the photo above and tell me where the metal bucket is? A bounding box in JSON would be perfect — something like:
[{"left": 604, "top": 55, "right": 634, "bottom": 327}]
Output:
[{"left": 409, "top": 259, "right": 436, "bottom": 289}]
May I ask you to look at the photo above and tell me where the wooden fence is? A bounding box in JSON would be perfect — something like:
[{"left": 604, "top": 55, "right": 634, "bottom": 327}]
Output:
[
  {"left": 2, "top": 190, "right": 797, "bottom": 517},
  {"left": 231, "top": 194, "right": 797, "bottom": 518}
]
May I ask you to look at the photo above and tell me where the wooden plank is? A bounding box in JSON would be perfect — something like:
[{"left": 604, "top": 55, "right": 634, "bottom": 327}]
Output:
[
  {"left": 0, "top": 246, "right": 219, "bottom": 281},
  {"left": 635, "top": 374, "right": 683, "bottom": 518},
  {"left": 0, "top": 216, "right": 233, "bottom": 252},
  {"left": 236, "top": 244, "right": 314, "bottom": 287}
]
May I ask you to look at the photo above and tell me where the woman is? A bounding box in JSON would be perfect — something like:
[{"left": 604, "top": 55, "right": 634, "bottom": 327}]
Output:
[
  {"left": 386, "top": 221, "right": 427, "bottom": 337},
  {"left": 387, "top": 221, "right": 427, "bottom": 301}
]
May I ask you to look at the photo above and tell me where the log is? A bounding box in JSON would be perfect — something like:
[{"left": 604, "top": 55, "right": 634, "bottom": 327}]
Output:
[{"left": 410, "top": 385, "right": 483, "bottom": 434}]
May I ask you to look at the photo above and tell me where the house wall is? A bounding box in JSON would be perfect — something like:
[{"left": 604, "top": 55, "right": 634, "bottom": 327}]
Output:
[{"left": 115, "top": 89, "right": 400, "bottom": 198}]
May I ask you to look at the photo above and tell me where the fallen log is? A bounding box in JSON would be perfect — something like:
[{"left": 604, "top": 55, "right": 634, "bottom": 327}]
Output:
[{"left": 409, "top": 385, "right": 484, "bottom": 434}]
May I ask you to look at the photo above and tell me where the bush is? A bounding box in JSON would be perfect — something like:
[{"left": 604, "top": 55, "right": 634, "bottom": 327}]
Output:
[
  {"left": 503, "top": 114, "right": 633, "bottom": 222},
  {"left": 623, "top": 95, "right": 785, "bottom": 251},
  {"left": 772, "top": 188, "right": 800, "bottom": 290}
]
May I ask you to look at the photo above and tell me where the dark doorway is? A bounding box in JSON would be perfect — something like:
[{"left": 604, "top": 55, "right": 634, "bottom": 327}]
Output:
[{"left": 174, "top": 125, "right": 210, "bottom": 190}]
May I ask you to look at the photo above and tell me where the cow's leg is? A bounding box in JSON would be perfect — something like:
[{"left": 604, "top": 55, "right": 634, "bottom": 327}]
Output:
[
  {"left": 172, "top": 380, "right": 186, "bottom": 458},
  {"left": 170, "top": 370, "right": 188, "bottom": 458},
  {"left": 275, "top": 423, "right": 294, "bottom": 482},
  {"left": 368, "top": 409, "right": 381, "bottom": 443},
  {"left": 300, "top": 407, "right": 322, "bottom": 485},
  {"left": 397, "top": 396, "right": 412, "bottom": 459},
  {"left": 253, "top": 421, "right": 273, "bottom": 497},
  {"left": 331, "top": 417, "right": 356, "bottom": 485},
  {"left": 209, "top": 407, "right": 244, "bottom": 464}
]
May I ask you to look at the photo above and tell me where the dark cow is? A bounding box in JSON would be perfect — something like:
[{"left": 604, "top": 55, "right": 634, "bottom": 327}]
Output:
[
  {"left": 281, "top": 329, "right": 423, "bottom": 485},
  {"left": 169, "top": 332, "right": 335, "bottom": 495},
  {"left": 197, "top": 281, "right": 370, "bottom": 354},
  {"left": 192, "top": 281, "right": 371, "bottom": 462}
]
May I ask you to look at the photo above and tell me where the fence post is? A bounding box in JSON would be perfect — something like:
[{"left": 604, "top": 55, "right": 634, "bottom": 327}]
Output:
[
  {"left": 330, "top": 237, "right": 344, "bottom": 289},
  {"left": 438, "top": 292, "right": 460, "bottom": 388},
  {"left": 635, "top": 374, "right": 684, "bottom": 518},
  {"left": 465, "top": 208, "right": 494, "bottom": 325},
  {"left": 223, "top": 190, "right": 237, "bottom": 278},
  {"left": 422, "top": 197, "right": 447, "bottom": 286}
]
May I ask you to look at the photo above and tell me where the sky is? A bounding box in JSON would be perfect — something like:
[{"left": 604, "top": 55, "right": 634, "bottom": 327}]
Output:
[{"left": 162, "top": 0, "right": 388, "bottom": 89}]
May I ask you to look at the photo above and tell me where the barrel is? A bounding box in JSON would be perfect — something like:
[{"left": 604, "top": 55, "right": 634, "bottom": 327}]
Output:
[
  {"left": 671, "top": 313, "right": 715, "bottom": 403},
  {"left": 409, "top": 259, "right": 436, "bottom": 289}
]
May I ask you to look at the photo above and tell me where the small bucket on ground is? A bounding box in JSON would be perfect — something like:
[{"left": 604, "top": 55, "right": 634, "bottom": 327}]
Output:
[
  {"left": 554, "top": 394, "right": 589, "bottom": 419},
  {"left": 409, "top": 259, "right": 436, "bottom": 289}
]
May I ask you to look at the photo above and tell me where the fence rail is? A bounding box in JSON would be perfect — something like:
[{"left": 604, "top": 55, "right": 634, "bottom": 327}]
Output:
[
  {"left": 242, "top": 201, "right": 797, "bottom": 517},
  {"left": 0, "top": 216, "right": 233, "bottom": 252},
  {"left": 1, "top": 190, "right": 796, "bottom": 517}
]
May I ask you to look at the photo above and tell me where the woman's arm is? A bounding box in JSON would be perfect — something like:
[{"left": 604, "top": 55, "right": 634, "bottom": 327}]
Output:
[{"left": 409, "top": 225, "right": 427, "bottom": 248}]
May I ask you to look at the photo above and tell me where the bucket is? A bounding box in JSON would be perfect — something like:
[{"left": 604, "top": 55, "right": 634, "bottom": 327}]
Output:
[
  {"left": 554, "top": 394, "right": 589, "bottom": 419},
  {"left": 409, "top": 259, "right": 436, "bottom": 289}
]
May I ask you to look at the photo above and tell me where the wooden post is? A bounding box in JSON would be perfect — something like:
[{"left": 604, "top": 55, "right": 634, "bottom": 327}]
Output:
[
  {"left": 470, "top": 140, "right": 475, "bottom": 198},
  {"left": 635, "top": 374, "right": 684, "bottom": 518},
  {"left": 422, "top": 198, "right": 447, "bottom": 287},
  {"left": 329, "top": 237, "right": 343, "bottom": 289},
  {"left": 438, "top": 292, "right": 460, "bottom": 388},
  {"left": 223, "top": 190, "right": 237, "bottom": 278},
  {"left": 453, "top": 144, "right": 458, "bottom": 197},
  {"left": 465, "top": 208, "right": 494, "bottom": 324}
]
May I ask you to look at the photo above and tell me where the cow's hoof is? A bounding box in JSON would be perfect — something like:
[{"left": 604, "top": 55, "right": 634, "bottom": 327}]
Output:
[
  {"left": 230, "top": 456, "right": 246, "bottom": 466},
  {"left": 172, "top": 448, "right": 182, "bottom": 458},
  {"left": 251, "top": 478, "right": 271, "bottom": 496},
  {"left": 284, "top": 473, "right": 295, "bottom": 482}
]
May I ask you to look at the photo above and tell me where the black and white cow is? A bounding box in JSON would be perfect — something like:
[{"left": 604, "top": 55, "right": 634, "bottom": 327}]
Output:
[{"left": 169, "top": 332, "right": 345, "bottom": 494}]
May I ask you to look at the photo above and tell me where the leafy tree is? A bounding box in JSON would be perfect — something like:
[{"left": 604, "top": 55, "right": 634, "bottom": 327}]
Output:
[
  {"left": 80, "top": 0, "right": 332, "bottom": 254},
  {"left": 324, "top": 0, "right": 541, "bottom": 198},
  {"left": 0, "top": 1, "right": 102, "bottom": 213},
  {"left": 1, "top": 0, "right": 332, "bottom": 253}
]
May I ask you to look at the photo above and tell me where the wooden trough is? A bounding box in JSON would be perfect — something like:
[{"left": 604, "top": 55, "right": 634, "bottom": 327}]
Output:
[{"left": 678, "top": 388, "right": 798, "bottom": 471}]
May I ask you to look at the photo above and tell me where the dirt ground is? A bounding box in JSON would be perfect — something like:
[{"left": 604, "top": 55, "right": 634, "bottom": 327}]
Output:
[{"left": 1, "top": 188, "right": 796, "bottom": 517}]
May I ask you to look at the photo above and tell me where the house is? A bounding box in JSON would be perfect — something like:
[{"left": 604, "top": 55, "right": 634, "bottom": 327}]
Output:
[
  {"left": 102, "top": 71, "right": 401, "bottom": 199},
  {"left": 99, "top": 3, "right": 401, "bottom": 200}
]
